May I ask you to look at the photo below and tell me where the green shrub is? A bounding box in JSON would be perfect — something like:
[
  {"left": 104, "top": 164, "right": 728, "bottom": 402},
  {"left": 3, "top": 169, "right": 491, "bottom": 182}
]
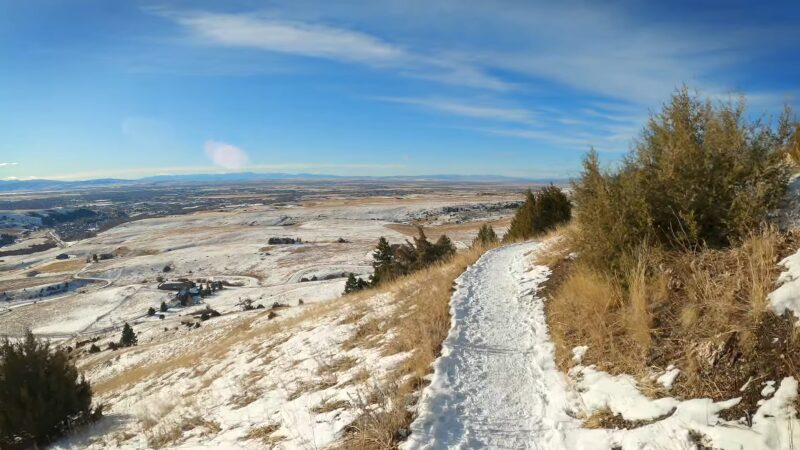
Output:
[
  {"left": 0, "top": 331, "right": 100, "bottom": 448},
  {"left": 573, "top": 88, "right": 795, "bottom": 272},
  {"left": 369, "top": 228, "right": 457, "bottom": 287},
  {"left": 343, "top": 273, "right": 368, "bottom": 294},
  {"left": 119, "top": 323, "right": 137, "bottom": 347},
  {"left": 503, "top": 186, "right": 571, "bottom": 242},
  {"left": 472, "top": 224, "right": 498, "bottom": 247}
]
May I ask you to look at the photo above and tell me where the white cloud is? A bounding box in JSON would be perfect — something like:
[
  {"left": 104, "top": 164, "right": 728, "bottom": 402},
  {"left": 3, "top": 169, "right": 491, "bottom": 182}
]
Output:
[
  {"left": 204, "top": 140, "right": 250, "bottom": 169},
  {"left": 175, "top": 12, "right": 405, "bottom": 65},
  {"left": 0, "top": 162, "right": 18, "bottom": 167},
  {"left": 375, "top": 97, "right": 535, "bottom": 124},
  {"left": 159, "top": 10, "right": 511, "bottom": 91}
]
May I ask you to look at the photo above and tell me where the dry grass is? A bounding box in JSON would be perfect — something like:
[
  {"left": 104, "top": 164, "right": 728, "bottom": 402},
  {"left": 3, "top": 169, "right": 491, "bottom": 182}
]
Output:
[
  {"left": 94, "top": 295, "right": 353, "bottom": 395},
  {"left": 142, "top": 404, "right": 221, "bottom": 449},
  {"left": 546, "top": 226, "right": 800, "bottom": 423},
  {"left": 287, "top": 376, "right": 338, "bottom": 401},
  {"left": 229, "top": 384, "right": 264, "bottom": 408},
  {"left": 35, "top": 259, "right": 85, "bottom": 274},
  {"left": 339, "top": 244, "right": 490, "bottom": 449},
  {"left": 0, "top": 274, "right": 70, "bottom": 292},
  {"left": 242, "top": 423, "right": 281, "bottom": 443},
  {"left": 312, "top": 397, "right": 351, "bottom": 414},
  {"left": 317, "top": 355, "right": 359, "bottom": 377},
  {"left": 341, "top": 317, "right": 385, "bottom": 350}
]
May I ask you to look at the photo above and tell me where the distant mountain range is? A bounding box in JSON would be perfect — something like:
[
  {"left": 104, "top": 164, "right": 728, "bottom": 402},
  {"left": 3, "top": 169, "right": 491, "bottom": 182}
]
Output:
[{"left": 0, "top": 172, "right": 567, "bottom": 192}]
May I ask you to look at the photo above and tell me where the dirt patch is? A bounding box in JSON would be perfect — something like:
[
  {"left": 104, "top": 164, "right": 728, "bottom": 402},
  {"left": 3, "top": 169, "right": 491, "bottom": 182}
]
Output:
[
  {"left": 35, "top": 259, "right": 85, "bottom": 274},
  {"left": 0, "top": 274, "right": 71, "bottom": 292}
]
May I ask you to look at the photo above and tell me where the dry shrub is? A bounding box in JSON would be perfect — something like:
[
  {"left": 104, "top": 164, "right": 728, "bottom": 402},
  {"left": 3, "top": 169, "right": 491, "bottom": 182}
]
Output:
[
  {"left": 548, "top": 227, "right": 800, "bottom": 421},
  {"left": 341, "top": 383, "right": 411, "bottom": 450},
  {"left": 572, "top": 88, "right": 794, "bottom": 273},
  {"left": 339, "top": 244, "right": 489, "bottom": 449}
]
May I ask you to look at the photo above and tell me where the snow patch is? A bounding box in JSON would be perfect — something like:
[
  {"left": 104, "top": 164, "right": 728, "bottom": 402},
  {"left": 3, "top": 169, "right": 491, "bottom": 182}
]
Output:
[
  {"left": 655, "top": 365, "right": 680, "bottom": 390},
  {"left": 768, "top": 249, "right": 800, "bottom": 321}
]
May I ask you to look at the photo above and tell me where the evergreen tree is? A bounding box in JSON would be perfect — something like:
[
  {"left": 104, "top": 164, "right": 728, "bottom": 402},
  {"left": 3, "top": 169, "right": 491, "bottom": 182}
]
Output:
[
  {"left": 343, "top": 273, "right": 359, "bottom": 294},
  {"left": 343, "top": 273, "right": 367, "bottom": 295},
  {"left": 531, "top": 185, "right": 572, "bottom": 233},
  {"left": 433, "top": 235, "right": 456, "bottom": 261},
  {"left": 0, "top": 331, "right": 99, "bottom": 447},
  {"left": 503, "top": 186, "right": 571, "bottom": 242},
  {"left": 119, "top": 323, "right": 137, "bottom": 347},
  {"left": 392, "top": 241, "right": 418, "bottom": 277},
  {"left": 412, "top": 227, "right": 436, "bottom": 269},
  {"left": 503, "top": 189, "right": 537, "bottom": 242},
  {"left": 473, "top": 224, "right": 498, "bottom": 247},
  {"left": 160, "top": 301, "right": 168, "bottom": 313},
  {"left": 371, "top": 236, "right": 395, "bottom": 286},
  {"left": 147, "top": 307, "right": 156, "bottom": 316}
]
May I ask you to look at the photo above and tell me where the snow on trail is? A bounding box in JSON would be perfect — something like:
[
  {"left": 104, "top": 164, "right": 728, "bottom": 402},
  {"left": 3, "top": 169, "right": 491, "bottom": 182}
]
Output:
[{"left": 403, "top": 241, "right": 579, "bottom": 449}]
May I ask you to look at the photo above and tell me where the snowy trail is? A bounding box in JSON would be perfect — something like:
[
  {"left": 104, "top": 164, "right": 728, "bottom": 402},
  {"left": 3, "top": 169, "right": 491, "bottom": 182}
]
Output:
[{"left": 404, "top": 241, "right": 578, "bottom": 449}]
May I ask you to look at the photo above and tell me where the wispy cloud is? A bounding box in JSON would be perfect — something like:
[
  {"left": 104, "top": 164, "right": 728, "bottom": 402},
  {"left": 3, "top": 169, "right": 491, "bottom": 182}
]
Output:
[
  {"left": 0, "top": 162, "right": 18, "bottom": 167},
  {"left": 157, "top": 10, "right": 512, "bottom": 91},
  {"left": 374, "top": 97, "right": 535, "bottom": 124},
  {"left": 174, "top": 12, "right": 405, "bottom": 66}
]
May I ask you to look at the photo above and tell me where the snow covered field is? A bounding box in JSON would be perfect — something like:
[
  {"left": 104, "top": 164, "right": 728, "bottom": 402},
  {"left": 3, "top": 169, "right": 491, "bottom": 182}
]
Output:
[
  {"left": 0, "top": 194, "right": 515, "bottom": 338},
  {"left": 405, "top": 241, "right": 800, "bottom": 450},
  {"left": 0, "top": 192, "right": 520, "bottom": 448}
]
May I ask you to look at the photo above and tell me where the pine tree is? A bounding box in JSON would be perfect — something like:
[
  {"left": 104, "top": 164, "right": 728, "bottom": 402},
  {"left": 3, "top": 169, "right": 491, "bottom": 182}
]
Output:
[
  {"left": 503, "top": 189, "right": 537, "bottom": 242},
  {"left": 344, "top": 273, "right": 359, "bottom": 294},
  {"left": 160, "top": 301, "right": 168, "bottom": 313},
  {"left": 0, "top": 331, "right": 99, "bottom": 447},
  {"left": 413, "top": 227, "right": 437, "bottom": 268},
  {"left": 119, "top": 323, "right": 137, "bottom": 347},
  {"left": 147, "top": 307, "right": 156, "bottom": 316},
  {"left": 343, "top": 273, "right": 367, "bottom": 295},
  {"left": 473, "top": 224, "right": 498, "bottom": 247},
  {"left": 531, "top": 185, "right": 571, "bottom": 234},
  {"left": 503, "top": 186, "right": 571, "bottom": 242},
  {"left": 371, "top": 236, "right": 395, "bottom": 286},
  {"left": 433, "top": 235, "right": 456, "bottom": 261}
]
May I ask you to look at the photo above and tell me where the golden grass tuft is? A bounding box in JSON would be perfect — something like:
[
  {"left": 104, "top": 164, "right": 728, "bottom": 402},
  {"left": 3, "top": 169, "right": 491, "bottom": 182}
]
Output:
[
  {"left": 546, "top": 226, "right": 800, "bottom": 422},
  {"left": 242, "top": 423, "right": 280, "bottom": 442},
  {"left": 312, "top": 398, "right": 351, "bottom": 414},
  {"left": 316, "top": 355, "right": 359, "bottom": 377}
]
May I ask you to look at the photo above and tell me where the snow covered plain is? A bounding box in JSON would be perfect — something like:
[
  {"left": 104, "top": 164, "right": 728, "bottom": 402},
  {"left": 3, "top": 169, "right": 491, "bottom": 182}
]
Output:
[
  {"left": 406, "top": 241, "right": 800, "bottom": 450},
  {"left": 0, "top": 196, "right": 514, "bottom": 337},
  {"left": 0, "top": 193, "right": 517, "bottom": 448}
]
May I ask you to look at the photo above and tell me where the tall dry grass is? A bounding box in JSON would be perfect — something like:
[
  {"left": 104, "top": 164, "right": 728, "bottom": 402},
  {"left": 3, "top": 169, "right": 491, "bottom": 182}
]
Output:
[
  {"left": 547, "top": 227, "right": 796, "bottom": 411},
  {"left": 547, "top": 246, "right": 666, "bottom": 375}
]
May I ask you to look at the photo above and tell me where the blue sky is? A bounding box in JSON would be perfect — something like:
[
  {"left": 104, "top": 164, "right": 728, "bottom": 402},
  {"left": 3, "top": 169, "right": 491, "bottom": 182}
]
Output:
[{"left": 1, "top": 0, "right": 799, "bottom": 180}]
